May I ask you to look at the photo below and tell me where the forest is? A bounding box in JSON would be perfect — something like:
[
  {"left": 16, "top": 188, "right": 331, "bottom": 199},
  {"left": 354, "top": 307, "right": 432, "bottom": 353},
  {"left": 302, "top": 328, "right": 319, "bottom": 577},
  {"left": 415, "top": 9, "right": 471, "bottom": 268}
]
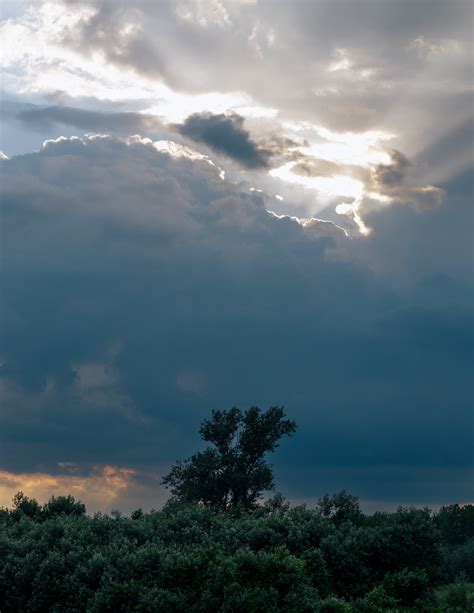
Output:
[{"left": 1, "top": 407, "right": 473, "bottom": 612}]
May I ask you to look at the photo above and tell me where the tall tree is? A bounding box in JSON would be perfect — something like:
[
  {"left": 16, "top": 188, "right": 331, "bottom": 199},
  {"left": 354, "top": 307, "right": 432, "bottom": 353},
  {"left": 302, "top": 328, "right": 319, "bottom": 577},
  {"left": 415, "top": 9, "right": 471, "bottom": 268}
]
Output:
[{"left": 162, "top": 406, "right": 296, "bottom": 511}]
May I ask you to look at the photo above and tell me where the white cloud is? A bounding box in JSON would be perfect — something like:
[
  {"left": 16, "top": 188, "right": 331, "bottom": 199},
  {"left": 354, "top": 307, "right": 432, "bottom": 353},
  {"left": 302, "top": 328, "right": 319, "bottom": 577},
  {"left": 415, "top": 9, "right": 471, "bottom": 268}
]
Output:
[
  {"left": 2, "top": 0, "right": 471, "bottom": 149},
  {"left": 408, "top": 35, "right": 462, "bottom": 58},
  {"left": 175, "top": 0, "right": 231, "bottom": 29}
]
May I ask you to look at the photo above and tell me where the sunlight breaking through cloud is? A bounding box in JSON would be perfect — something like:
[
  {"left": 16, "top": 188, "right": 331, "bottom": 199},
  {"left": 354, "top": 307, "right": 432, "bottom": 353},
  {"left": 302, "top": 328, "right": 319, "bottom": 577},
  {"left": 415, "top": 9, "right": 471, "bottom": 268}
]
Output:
[{"left": 270, "top": 162, "right": 364, "bottom": 199}]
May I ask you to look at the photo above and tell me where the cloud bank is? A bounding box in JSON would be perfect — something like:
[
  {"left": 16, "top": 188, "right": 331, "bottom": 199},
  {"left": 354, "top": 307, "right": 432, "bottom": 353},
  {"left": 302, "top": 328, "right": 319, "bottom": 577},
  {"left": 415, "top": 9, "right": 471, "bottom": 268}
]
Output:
[
  {"left": 0, "top": 134, "right": 472, "bottom": 508},
  {"left": 16, "top": 105, "right": 165, "bottom": 135}
]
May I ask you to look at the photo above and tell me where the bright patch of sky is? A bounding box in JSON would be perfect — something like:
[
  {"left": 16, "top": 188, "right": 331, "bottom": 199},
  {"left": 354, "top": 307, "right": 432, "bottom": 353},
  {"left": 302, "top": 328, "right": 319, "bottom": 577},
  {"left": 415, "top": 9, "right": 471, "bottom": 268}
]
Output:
[{"left": 0, "top": 0, "right": 471, "bottom": 233}]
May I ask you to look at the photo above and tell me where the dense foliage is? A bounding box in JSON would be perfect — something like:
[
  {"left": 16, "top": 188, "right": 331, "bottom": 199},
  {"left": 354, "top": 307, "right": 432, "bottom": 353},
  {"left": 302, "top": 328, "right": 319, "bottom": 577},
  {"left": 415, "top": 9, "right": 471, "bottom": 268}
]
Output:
[
  {"left": 1, "top": 491, "right": 473, "bottom": 612},
  {"left": 2, "top": 410, "right": 472, "bottom": 611}
]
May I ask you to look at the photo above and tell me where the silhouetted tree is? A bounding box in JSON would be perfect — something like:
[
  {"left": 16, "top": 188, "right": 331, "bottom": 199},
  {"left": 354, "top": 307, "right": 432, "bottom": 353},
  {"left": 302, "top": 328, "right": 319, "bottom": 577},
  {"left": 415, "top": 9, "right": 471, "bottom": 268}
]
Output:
[{"left": 162, "top": 406, "right": 296, "bottom": 511}]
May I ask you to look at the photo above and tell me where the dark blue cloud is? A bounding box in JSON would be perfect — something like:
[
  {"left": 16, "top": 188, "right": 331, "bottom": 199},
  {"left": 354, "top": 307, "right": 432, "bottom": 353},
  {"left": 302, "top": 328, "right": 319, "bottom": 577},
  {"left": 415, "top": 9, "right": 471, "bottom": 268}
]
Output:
[
  {"left": 0, "top": 136, "right": 472, "bottom": 506},
  {"left": 177, "top": 112, "right": 271, "bottom": 168}
]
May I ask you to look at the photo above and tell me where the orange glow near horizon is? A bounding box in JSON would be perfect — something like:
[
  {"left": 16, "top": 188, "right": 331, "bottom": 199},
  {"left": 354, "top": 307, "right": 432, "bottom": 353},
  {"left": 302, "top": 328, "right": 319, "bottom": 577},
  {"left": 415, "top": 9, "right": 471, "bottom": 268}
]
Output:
[{"left": 0, "top": 465, "right": 139, "bottom": 513}]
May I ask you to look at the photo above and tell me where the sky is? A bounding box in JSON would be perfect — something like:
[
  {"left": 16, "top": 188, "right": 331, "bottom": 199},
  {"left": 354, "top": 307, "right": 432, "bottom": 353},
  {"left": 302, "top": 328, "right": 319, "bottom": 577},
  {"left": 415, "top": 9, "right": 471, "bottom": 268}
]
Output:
[{"left": 0, "top": 0, "right": 473, "bottom": 514}]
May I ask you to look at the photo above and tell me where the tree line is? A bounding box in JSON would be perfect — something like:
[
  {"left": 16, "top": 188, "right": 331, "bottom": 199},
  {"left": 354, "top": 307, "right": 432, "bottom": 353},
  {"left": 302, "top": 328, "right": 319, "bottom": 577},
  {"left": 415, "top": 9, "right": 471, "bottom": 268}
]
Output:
[{"left": 1, "top": 407, "right": 473, "bottom": 612}]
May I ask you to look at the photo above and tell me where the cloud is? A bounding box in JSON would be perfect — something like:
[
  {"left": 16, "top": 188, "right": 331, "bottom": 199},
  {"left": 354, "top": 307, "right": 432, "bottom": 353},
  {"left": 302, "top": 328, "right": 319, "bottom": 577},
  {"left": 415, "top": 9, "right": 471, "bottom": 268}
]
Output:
[
  {"left": 1, "top": 0, "right": 470, "bottom": 229},
  {"left": 415, "top": 117, "right": 474, "bottom": 185},
  {"left": 0, "top": 0, "right": 472, "bottom": 513},
  {"left": 3, "top": 0, "right": 471, "bottom": 146},
  {"left": 0, "top": 134, "right": 472, "bottom": 509},
  {"left": 16, "top": 105, "right": 165, "bottom": 135},
  {"left": 177, "top": 112, "right": 271, "bottom": 168},
  {"left": 374, "top": 150, "right": 412, "bottom": 186},
  {"left": 175, "top": 0, "right": 232, "bottom": 29},
  {"left": 49, "top": 0, "right": 472, "bottom": 140},
  {"left": 408, "top": 35, "right": 462, "bottom": 59},
  {"left": 14, "top": 104, "right": 281, "bottom": 171},
  {"left": 367, "top": 149, "right": 445, "bottom": 212},
  {"left": 292, "top": 159, "right": 344, "bottom": 178}
]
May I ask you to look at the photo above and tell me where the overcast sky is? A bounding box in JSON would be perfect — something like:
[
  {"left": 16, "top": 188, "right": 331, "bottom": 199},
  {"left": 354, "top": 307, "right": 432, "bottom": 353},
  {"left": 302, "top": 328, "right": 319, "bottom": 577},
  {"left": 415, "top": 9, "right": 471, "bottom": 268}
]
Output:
[{"left": 0, "top": 0, "right": 473, "bottom": 513}]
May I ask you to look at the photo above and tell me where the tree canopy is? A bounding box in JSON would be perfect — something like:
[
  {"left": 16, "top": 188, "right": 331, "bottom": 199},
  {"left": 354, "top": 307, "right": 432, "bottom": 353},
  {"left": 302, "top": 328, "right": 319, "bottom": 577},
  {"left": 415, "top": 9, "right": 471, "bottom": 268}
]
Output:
[
  {"left": 1, "top": 407, "right": 473, "bottom": 611},
  {"left": 162, "top": 406, "right": 296, "bottom": 511},
  {"left": 2, "top": 493, "right": 473, "bottom": 611}
]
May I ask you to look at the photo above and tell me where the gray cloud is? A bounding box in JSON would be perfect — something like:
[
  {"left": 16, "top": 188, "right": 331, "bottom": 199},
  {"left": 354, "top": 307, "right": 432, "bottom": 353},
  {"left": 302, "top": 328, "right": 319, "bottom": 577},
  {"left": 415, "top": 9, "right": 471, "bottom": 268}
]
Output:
[
  {"left": 374, "top": 150, "right": 412, "bottom": 186},
  {"left": 15, "top": 106, "right": 280, "bottom": 171},
  {"left": 2, "top": 0, "right": 472, "bottom": 199},
  {"left": 177, "top": 112, "right": 271, "bottom": 169},
  {"left": 54, "top": 0, "right": 473, "bottom": 141},
  {"left": 415, "top": 116, "right": 474, "bottom": 185},
  {"left": 367, "top": 149, "right": 445, "bottom": 212},
  {"left": 16, "top": 105, "right": 165, "bottom": 135},
  {"left": 0, "top": 135, "right": 472, "bottom": 505},
  {"left": 60, "top": 2, "right": 174, "bottom": 85}
]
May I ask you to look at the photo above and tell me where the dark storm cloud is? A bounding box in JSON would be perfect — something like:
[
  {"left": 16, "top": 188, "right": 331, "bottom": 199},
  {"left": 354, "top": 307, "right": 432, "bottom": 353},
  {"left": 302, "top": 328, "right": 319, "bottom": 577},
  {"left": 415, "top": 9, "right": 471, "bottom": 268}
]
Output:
[
  {"left": 16, "top": 105, "right": 165, "bottom": 135},
  {"left": 177, "top": 112, "right": 271, "bottom": 169},
  {"left": 0, "top": 136, "right": 472, "bottom": 505}
]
